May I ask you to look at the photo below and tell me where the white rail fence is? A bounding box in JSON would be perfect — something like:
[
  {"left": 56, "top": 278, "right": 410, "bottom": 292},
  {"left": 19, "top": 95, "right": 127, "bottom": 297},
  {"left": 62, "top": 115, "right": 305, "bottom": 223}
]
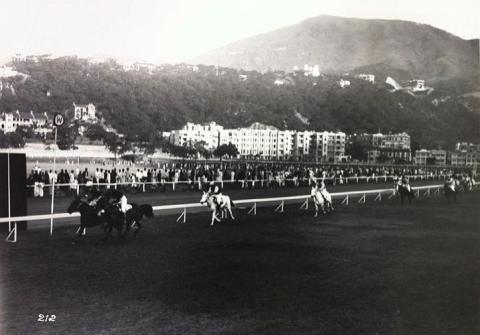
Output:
[{"left": 2, "top": 183, "right": 464, "bottom": 243}]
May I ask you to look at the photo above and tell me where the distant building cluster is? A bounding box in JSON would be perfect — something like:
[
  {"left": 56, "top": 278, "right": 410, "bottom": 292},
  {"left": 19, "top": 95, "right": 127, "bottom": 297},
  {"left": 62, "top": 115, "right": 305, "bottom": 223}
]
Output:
[
  {"left": 415, "top": 143, "right": 480, "bottom": 167},
  {"left": 0, "top": 110, "right": 51, "bottom": 136},
  {"left": 169, "top": 122, "right": 347, "bottom": 162}
]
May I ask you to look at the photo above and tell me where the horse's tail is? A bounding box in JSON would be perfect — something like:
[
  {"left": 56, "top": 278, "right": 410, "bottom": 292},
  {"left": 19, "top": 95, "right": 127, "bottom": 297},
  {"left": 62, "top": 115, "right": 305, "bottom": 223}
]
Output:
[
  {"left": 141, "top": 204, "right": 154, "bottom": 218},
  {"left": 230, "top": 199, "right": 235, "bottom": 207}
]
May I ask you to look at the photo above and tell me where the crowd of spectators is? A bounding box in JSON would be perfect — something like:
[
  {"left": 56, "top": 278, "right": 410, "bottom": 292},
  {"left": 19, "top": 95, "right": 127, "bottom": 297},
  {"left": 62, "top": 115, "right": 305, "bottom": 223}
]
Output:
[{"left": 27, "top": 161, "right": 469, "bottom": 198}]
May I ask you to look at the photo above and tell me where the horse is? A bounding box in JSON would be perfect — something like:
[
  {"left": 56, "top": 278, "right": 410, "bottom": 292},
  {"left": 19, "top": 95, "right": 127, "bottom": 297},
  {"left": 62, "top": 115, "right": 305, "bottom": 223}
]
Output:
[
  {"left": 200, "top": 191, "right": 235, "bottom": 226},
  {"left": 395, "top": 183, "right": 415, "bottom": 206},
  {"left": 124, "top": 203, "right": 154, "bottom": 237},
  {"left": 310, "top": 186, "right": 334, "bottom": 217},
  {"left": 67, "top": 196, "right": 125, "bottom": 244},
  {"left": 444, "top": 181, "right": 458, "bottom": 204}
]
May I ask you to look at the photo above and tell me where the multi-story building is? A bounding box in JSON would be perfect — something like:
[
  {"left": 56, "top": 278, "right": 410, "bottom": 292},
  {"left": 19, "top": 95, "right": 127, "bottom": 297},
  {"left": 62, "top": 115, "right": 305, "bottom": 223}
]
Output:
[
  {"left": 355, "top": 132, "right": 411, "bottom": 163},
  {"left": 170, "top": 122, "right": 347, "bottom": 161},
  {"left": 414, "top": 149, "right": 447, "bottom": 165},
  {"left": 170, "top": 122, "right": 223, "bottom": 150},
  {"left": 293, "top": 131, "right": 314, "bottom": 159},
  {"left": 0, "top": 111, "right": 49, "bottom": 134},
  {"left": 73, "top": 103, "right": 97, "bottom": 122},
  {"left": 218, "top": 123, "right": 295, "bottom": 159},
  {"left": 310, "top": 131, "right": 346, "bottom": 163}
]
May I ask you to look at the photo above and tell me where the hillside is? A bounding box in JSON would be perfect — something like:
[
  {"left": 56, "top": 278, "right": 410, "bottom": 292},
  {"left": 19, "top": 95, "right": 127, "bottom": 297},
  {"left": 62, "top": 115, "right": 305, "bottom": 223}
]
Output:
[
  {"left": 0, "top": 57, "right": 479, "bottom": 150},
  {"left": 192, "top": 15, "right": 479, "bottom": 82}
]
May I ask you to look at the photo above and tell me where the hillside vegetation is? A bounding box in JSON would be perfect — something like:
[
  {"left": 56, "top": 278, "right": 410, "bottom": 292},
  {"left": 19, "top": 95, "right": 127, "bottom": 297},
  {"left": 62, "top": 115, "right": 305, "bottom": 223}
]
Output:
[{"left": 0, "top": 57, "right": 479, "bottom": 149}]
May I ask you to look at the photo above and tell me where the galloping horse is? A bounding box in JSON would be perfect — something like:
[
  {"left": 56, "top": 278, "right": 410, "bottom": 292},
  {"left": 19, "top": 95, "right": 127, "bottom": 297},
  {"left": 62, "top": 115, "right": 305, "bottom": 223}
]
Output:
[
  {"left": 124, "top": 203, "right": 154, "bottom": 237},
  {"left": 310, "top": 186, "right": 334, "bottom": 217},
  {"left": 67, "top": 196, "right": 125, "bottom": 244},
  {"left": 395, "top": 183, "right": 415, "bottom": 206},
  {"left": 444, "top": 179, "right": 459, "bottom": 204},
  {"left": 200, "top": 191, "right": 235, "bottom": 226}
]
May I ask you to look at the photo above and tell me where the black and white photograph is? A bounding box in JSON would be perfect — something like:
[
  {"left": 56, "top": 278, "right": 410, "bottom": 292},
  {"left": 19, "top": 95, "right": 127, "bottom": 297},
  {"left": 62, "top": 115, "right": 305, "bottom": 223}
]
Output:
[{"left": 0, "top": 0, "right": 479, "bottom": 334}]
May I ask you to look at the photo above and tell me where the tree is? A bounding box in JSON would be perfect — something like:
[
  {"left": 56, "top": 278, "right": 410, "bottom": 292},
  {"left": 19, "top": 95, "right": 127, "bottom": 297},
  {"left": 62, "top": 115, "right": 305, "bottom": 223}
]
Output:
[
  {"left": 103, "top": 132, "right": 129, "bottom": 160},
  {"left": 193, "top": 141, "right": 212, "bottom": 158},
  {"left": 213, "top": 143, "right": 239, "bottom": 160},
  {"left": 56, "top": 124, "right": 78, "bottom": 150},
  {"left": 0, "top": 130, "right": 26, "bottom": 148},
  {"left": 85, "top": 124, "right": 107, "bottom": 142}
]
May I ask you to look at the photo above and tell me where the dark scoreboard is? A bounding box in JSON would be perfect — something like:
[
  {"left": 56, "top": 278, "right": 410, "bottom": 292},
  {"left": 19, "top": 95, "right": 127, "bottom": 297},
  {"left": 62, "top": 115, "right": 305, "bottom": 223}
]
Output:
[{"left": 0, "top": 153, "right": 27, "bottom": 232}]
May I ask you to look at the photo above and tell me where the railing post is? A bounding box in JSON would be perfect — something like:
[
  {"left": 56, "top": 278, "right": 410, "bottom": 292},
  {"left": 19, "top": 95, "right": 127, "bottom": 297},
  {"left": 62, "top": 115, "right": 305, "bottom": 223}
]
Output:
[
  {"left": 248, "top": 202, "right": 257, "bottom": 215},
  {"left": 5, "top": 222, "right": 17, "bottom": 243},
  {"left": 300, "top": 198, "right": 309, "bottom": 210},
  {"left": 176, "top": 208, "right": 186, "bottom": 223},
  {"left": 374, "top": 192, "right": 382, "bottom": 202},
  {"left": 358, "top": 193, "right": 366, "bottom": 203},
  {"left": 76, "top": 184, "right": 80, "bottom": 195},
  {"left": 172, "top": 182, "right": 175, "bottom": 191},
  {"left": 275, "top": 200, "right": 284, "bottom": 213},
  {"left": 142, "top": 183, "right": 146, "bottom": 193},
  {"left": 341, "top": 195, "right": 349, "bottom": 206}
]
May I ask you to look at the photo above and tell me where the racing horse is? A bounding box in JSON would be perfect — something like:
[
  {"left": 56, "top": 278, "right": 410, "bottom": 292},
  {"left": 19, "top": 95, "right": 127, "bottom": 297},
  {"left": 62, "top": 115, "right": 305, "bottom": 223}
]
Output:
[
  {"left": 444, "top": 179, "right": 459, "bottom": 204},
  {"left": 200, "top": 191, "right": 235, "bottom": 226},
  {"left": 310, "top": 186, "right": 334, "bottom": 217},
  {"left": 124, "top": 203, "right": 154, "bottom": 237},
  {"left": 67, "top": 196, "right": 125, "bottom": 244},
  {"left": 394, "top": 183, "right": 415, "bottom": 206}
]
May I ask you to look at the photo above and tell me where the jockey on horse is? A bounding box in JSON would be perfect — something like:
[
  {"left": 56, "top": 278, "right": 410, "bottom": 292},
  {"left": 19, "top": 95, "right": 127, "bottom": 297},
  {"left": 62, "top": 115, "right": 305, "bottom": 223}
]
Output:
[
  {"left": 445, "top": 175, "right": 456, "bottom": 193},
  {"left": 208, "top": 182, "right": 224, "bottom": 210},
  {"left": 400, "top": 175, "right": 412, "bottom": 193},
  {"left": 104, "top": 188, "right": 132, "bottom": 223},
  {"left": 311, "top": 179, "right": 334, "bottom": 216}
]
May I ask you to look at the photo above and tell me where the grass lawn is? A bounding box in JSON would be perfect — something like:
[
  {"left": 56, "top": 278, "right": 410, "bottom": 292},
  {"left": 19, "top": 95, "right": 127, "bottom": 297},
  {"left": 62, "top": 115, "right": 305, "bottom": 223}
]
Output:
[{"left": 1, "top": 191, "right": 479, "bottom": 334}]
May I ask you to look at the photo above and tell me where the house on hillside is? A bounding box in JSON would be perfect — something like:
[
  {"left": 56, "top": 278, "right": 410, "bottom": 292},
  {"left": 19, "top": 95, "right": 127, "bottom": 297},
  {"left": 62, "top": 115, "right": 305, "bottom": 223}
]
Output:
[
  {"left": 73, "top": 102, "right": 97, "bottom": 122},
  {"left": 355, "top": 74, "right": 375, "bottom": 84}
]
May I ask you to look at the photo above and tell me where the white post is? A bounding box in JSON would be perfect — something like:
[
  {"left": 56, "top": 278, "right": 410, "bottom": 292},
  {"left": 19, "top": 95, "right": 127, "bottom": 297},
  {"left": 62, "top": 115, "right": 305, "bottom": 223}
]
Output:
[
  {"left": 7, "top": 149, "right": 11, "bottom": 232},
  {"left": 50, "top": 127, "right": 57, "bottom": 236},
  {"left": 248, "top": 202, "right": 257, "bottom": 215}
]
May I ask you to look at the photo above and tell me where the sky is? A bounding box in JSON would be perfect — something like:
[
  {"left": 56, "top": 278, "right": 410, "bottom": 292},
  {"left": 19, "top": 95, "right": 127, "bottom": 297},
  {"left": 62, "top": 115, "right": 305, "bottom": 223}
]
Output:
[{"left": 1, "top": 0, "right": 478, "bottom": 64}]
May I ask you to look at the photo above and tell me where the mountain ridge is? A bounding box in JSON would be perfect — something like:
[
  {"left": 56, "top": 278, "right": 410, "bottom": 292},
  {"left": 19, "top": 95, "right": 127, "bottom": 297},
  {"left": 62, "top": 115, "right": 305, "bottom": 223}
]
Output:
[{"left": 192, "top": 15, "right": 479, "bottom": 81}]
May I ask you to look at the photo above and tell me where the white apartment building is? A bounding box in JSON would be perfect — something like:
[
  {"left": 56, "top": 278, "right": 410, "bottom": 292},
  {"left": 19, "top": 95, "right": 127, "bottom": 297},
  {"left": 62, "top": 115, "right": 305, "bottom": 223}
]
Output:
[
  {"left": 170, "top": 122, "right": 224, "bottom": 150},
  {"left": 169, "top": 122, "right": 347, "bottom": 161},
  {"left": 310, "top": 131, "right": 346, "bottom": 163},
  {"left": 218, "top": 123, "right": 295, "bottom": 159},
  {"left": 293, "top": 131, "right": 315, "bottom": 159}
]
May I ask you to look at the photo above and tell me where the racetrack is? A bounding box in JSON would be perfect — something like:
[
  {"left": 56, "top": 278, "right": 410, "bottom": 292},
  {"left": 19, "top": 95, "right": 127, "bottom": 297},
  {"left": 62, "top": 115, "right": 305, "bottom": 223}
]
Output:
[
  {"left": 25, "top": 179, "right": 443, "bottom": 230},
  {"left": 1, "top": 190, "right": 479, "bottom": 334}
]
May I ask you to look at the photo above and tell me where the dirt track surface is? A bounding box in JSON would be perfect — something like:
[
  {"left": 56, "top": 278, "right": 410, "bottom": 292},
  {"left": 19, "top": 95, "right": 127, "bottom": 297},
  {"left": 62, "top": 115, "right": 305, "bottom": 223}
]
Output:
[{"left": 1, "top": 190, "right": 479, "bottom": 334}]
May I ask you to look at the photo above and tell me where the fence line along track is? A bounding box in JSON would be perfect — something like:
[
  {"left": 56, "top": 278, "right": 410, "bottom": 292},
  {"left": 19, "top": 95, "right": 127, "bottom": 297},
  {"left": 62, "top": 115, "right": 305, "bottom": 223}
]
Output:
[
  {"left": 3, "top": 183, "right": 466, "bottom": 243},
  {"left": 27, "top": 174, "right": 448, "bottom": 195}
]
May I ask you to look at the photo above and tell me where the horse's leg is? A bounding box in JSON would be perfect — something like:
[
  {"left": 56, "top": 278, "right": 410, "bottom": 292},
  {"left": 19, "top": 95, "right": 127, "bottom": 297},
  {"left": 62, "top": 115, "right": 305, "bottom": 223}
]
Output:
[
  {"left": 227, "top": 205, "right": 235, "bottom": 220},
  {"left": 313, "top": 202, "right": 318, "bottom": 217},
  {"left": 210, "top": 210, "right": 216, "bottom": 226},
  {"left": 133, "top": 220, "right": 142, "bottom": 238},
  {"left": 72, "top": 224, "right": 84, "bottom": 244}
]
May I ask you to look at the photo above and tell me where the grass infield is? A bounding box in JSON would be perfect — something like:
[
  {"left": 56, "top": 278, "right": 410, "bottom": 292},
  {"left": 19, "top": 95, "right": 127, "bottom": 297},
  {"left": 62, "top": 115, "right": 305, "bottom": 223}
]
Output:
[{"left": 1, "top": 191, "right": 479, "bottom": 334}]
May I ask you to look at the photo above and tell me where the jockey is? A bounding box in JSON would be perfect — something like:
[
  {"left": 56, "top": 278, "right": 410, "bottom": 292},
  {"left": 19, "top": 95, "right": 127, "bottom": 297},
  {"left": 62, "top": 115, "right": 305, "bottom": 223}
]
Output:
[
  {"left": 104, "top": 188, "right": 131, "bottom": 214},
  {"left": 213, "top": 185, "right": 224, "bottom": 208},
  {"left": 313, "top": 180, "right": 329, "bottom": 202},
  {"left": 445, "top": 175, "right": 456, "bottom": 192},
  {"left": 401, "top": 175, "right": 411, "bottom": 192},
  {"left": 87, "top": 187, "right": 102, "bottom": 207}
]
